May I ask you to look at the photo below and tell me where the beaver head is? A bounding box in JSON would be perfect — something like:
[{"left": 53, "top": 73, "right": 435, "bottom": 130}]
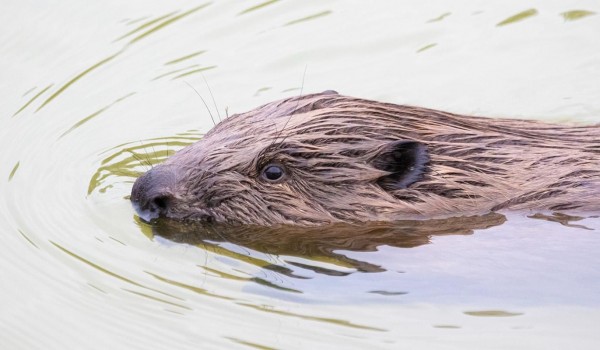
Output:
[{"left": 131, "top": 91, "right": 600, "bottom": 226}]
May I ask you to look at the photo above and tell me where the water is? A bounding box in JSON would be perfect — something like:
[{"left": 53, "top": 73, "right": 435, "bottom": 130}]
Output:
[{"left": 1, "top": 1, "right": 600, "bottom": 349}]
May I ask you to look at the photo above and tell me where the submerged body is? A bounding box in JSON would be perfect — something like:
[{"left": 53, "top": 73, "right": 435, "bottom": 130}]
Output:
[{"left": 131, "top": 92, "right": 600, "bottom": 226}]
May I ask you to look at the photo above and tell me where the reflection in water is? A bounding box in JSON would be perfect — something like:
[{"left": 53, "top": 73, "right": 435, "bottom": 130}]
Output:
[
  {"left": 427, "top": 12, "right": 451, "bottom": 23},
  {"left": 124, "top": 4, "right": 211, "bottom": 45},
  {"left": 114, "top": 12, "right": 179, "bottom": 42},
  {"left": 12, "top": 83, "right": 54, "bottom": 117},
  {"left": 60, "top": 92, "right": 137, "bottom": 138},
  {"left": 238, "top": 0, "right": 281, "bottom": 16},
  {"left": 164, "top": 50, "right": 206, "bottom": 65},
  {"left": 561, "top": 10, "right": 596, "bottom": 21},
  {"left": 88, "top": 132, "right": 200, "bottom": 194},
  {"left": 417, "top": 43, "right": 437, "bottom": 53},
  {"left": 170, "top": 65, "right": 217, "bottom": 80},
  {"left": 10, "top": 3, "right": 213, "bottom": 117},
  {"left": 284, "top": 10, "right": 332, "bottom": 27},
  {"left": 464, "top": 310, "right": 523, "bottom": 317},
  {"left": 236, "top": 301, "right": 387, "bottom": 331},
  {"left": 528, "top": 212, "right": 594, "bottom": 230},
  {"left": 8, "top": 162, "right": 19, "bottom": 181},
  {"left": 37, "top": 51, "right": 123, "bottom": 112},
  {"left": 496, "top": 8, "right": 538, "bottom": 26},
  {"left": 151, "top": 64, "right": 200, "bottom": 80},
  {"left": 151, "top": 213, "right": 506, "bottom": 274}
]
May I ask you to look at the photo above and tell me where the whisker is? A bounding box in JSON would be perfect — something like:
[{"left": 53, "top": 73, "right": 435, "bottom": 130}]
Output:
[
  {"left": 126, "top": 150, "right": 151, "bottom": 171},
  {"left": 184, "top": 80, "right": 217, "bottom": 127},
  {"left": 201, "top": 73, "right": 222, "bottom": 123},
  {"left": 150, "top": 143, "right": 158, "bottom": 166},
  {"left": 135, "top": 142, "right": 155, "bottom": 169},
  {"left": 269, "top": 65, "right": 308, "bottom": 149}
]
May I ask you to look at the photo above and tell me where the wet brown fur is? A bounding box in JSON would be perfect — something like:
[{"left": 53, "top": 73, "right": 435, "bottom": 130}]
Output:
[{"left": 132, "top": 92, "right": 600, "bottom": 226}]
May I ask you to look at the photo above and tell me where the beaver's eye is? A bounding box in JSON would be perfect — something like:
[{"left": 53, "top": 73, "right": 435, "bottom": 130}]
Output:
[{"left": 261, "top": 164, "right": 285, "bottom": 182}]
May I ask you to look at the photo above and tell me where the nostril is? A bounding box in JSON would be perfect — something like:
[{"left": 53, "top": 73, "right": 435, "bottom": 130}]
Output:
[{"left": 152, "top": 196, "right": 169, "bottom": 210}]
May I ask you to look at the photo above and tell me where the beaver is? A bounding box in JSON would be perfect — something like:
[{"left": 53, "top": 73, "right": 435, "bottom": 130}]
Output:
[{"left": 130, "top": 91, "right": 600, "bottom": 226}]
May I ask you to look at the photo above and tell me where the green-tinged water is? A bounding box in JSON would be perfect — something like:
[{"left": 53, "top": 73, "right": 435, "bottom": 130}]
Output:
[{"left": 1, "top": 1, "right": 599, "bottom": 349}]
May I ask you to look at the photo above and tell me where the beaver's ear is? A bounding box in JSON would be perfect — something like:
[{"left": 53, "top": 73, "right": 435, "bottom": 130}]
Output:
[{"left": 370, "top": 141, "right": 429, "bottom": 190}]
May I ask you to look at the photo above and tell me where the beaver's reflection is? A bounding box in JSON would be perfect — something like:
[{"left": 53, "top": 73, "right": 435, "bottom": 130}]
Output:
[{"left": 152, "top": 213, "right": 506, "bottom": 275}]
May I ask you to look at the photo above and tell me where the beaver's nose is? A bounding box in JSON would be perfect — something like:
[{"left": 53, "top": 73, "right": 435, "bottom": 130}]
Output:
[{"left": 130, "top": 167, "right": 179, "bottom": 222}]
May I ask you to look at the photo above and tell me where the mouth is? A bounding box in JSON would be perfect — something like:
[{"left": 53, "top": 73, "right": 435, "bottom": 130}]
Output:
[
  {"left": 184, "top": 210, "right": 216, "bottom": 224},
  {"left": 131, "top": 199, "right": 215, "bottom": 225},
  {"left": 131, "top": 201, "right": 161, "bottom": 223}
]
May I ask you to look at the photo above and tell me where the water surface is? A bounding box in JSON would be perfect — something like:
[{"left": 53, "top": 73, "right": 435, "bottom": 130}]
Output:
[{"left": 2, "top": 1, "right": 600, "bottom": 349}]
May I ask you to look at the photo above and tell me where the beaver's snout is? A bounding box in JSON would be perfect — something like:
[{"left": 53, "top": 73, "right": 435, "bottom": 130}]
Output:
[{"left": 131, "top": 167, "right": 180, "bottom": 222}]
